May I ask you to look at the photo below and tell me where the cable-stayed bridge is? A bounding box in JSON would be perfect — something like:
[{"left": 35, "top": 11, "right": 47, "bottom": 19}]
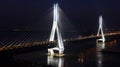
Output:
[{"left": 0, "top": 3, "right": 120, "bottom": 54}]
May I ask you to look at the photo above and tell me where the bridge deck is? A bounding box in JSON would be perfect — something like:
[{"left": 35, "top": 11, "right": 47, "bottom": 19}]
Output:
[{"left": 0, "top": 32, "right": 120, "bottom": 51}]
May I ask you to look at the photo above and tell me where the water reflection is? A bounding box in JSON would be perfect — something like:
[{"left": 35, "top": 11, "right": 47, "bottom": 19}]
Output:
[
  {"left": 47, "top": 56, "right": 64, "bottom": 67},
  {"left": 5, "top": 39, "right": 120, "bottom": 67},
  {"left": 78, "top": 52, "right": 84, "bottom": 64},
  {"left": 96, "top": 43, "right": 104, "bottom": 67},
  {"left": 96, "top": 51, "right": 103, "bottom": 67},
  {"left": 96, "top": 42, "right": 105, "bottom": 51},
  {"left": 105, "top": 40, "right": 116, "bottom": 48}
]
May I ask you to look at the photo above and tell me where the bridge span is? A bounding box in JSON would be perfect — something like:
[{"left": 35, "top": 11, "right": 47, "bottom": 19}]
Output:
[{"left": 0, "top": 32, "right": 120, "bottom": 52}]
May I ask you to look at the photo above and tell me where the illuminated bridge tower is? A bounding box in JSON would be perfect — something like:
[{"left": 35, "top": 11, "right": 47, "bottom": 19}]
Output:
[
  {"left": 48, "top": 3, "right": 64, "bottom": 56},
  {"left": 97, "top": 16, "right": 105, "bottom": 43}
]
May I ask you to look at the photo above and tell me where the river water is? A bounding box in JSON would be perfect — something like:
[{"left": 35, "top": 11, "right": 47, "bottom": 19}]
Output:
[{"left": 1, "top": 39, "right": 120, "bottom": 67}]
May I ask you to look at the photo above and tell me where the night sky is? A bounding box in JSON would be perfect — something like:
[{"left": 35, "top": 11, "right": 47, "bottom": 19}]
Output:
[{"left": 0, "top": 0, "right": 120, "bottom": 34}]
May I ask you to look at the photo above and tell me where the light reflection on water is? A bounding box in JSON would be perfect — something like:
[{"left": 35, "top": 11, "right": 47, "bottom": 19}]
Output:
[
  {"left": 105, "top": 40, "right": 117, "bottom": 48},
  {"left": 1, "top": 39, "right": 120, "bottom": 67},
  {"left": 96, "top": 51, "right": 103, "bottom": 67},
  {"left": 77, "top": 52, "right": 84, "bottom": 64},
  {"left": 96, "top": 42, "right": 105, "bottom": 51},
  {"left": 47, "top": 56, "right": 64, "bottom": 67},
  {"left": 96, "top": 42, "right": 104, "bottom": 67}
]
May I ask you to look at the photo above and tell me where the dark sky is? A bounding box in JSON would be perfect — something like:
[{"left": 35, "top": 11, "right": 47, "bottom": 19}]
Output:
[{"left": 0, "top": 0, "right": 120, "bottom": 34}]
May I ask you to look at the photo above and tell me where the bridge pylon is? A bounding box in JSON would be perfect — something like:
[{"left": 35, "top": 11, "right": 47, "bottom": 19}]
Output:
[
  {"left": 96, "top": 16, "right": 105, "bottom": 43},
  {"left": 48, "top": 3, "right": 64, "bottom": 56}
]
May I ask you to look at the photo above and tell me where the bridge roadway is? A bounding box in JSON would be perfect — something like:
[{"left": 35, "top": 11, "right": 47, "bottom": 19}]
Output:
[{"left": 0, "top": 32, "right": 120, "bottom": 51}]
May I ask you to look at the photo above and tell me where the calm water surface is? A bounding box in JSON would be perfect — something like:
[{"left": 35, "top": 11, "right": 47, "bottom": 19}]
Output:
[{"left": 1, "top": 39, "right": 120, "bottom": 67}]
